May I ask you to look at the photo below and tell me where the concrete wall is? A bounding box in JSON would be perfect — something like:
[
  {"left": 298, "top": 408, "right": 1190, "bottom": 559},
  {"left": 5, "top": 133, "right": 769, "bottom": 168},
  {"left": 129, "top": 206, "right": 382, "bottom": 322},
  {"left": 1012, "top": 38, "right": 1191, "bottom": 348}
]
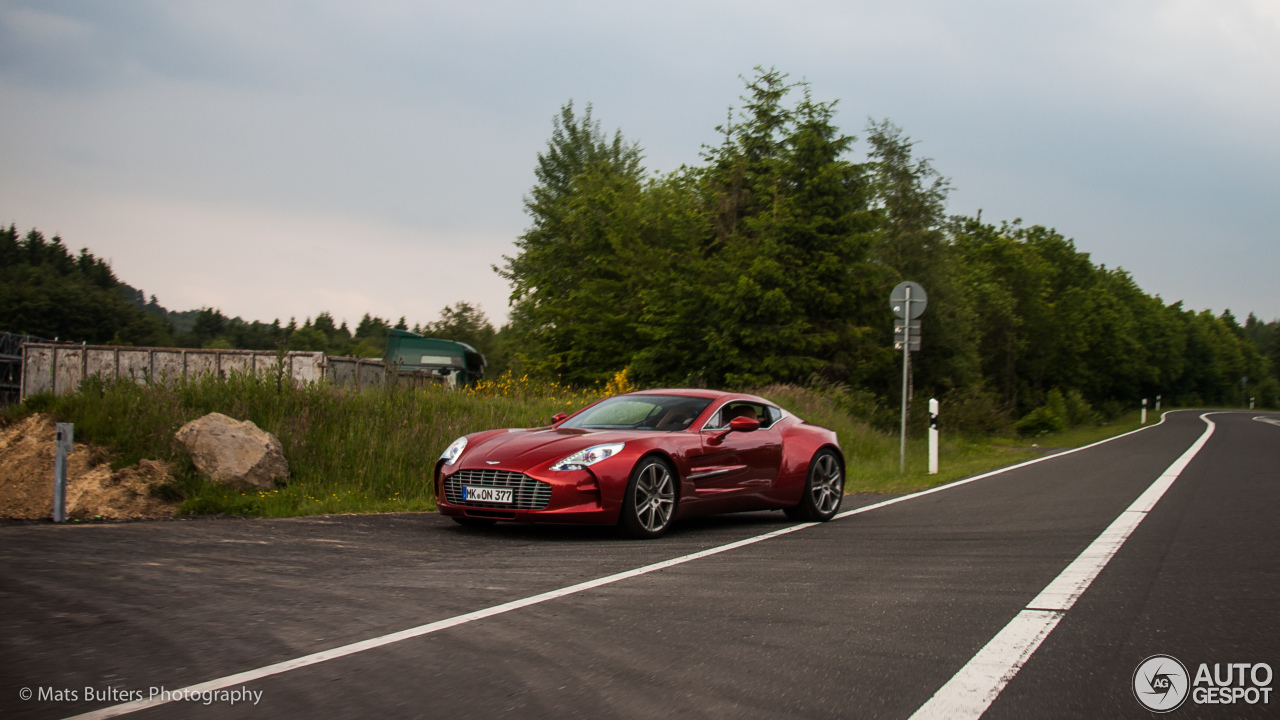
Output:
[
  {"left": 20, "top": 344, "right": 326, "bottom": 399},
  {"left": 324, "top": 356, "right": 386, "bottom": 388},
  {"left": 19, "top": 344, "right": 450, "bottom": 399}
]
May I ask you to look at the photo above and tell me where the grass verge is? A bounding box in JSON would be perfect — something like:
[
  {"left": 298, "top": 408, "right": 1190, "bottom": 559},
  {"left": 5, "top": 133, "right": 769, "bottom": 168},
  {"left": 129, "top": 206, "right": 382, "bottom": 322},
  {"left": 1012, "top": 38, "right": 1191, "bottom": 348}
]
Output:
[
  {"left": 7, "top": 372, "right": 605, "bottom": 518},
  {"left": 756, "top": 384, "right": 1156, "bottom": 495},
  {"left": 3, "top": 374, "right": 1161, "bottom": 517},
  {"left": 847, "top": 411, "right": 1152, "bottom": 494}
]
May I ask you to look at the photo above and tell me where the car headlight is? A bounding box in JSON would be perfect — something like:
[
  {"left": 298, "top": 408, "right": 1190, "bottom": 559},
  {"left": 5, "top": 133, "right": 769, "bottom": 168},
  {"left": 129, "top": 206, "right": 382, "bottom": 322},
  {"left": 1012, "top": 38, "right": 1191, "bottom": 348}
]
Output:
[
  {"left": 550, "top": 443, "right": 625, "bottom": 471},
  {"left": 440, "top": 436, "right": 468, "bottom": 465}
]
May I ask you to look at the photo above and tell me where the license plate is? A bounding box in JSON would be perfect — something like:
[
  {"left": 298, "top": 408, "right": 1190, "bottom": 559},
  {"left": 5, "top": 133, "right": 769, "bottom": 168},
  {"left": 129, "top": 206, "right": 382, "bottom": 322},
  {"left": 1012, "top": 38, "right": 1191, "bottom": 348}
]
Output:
[{"left": 463, "top": 486, "right": 513, "bottom": 503}]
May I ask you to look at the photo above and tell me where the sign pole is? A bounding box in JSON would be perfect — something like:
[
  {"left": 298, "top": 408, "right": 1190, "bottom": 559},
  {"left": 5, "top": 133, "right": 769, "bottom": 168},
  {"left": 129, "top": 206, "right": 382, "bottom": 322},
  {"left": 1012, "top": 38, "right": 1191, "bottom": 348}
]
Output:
[
  {"left": 900, "top": 287, "right": 912, "bottom": 473},
  {"left": 889, "top": 280, "right": 926, "bottom": 475}
]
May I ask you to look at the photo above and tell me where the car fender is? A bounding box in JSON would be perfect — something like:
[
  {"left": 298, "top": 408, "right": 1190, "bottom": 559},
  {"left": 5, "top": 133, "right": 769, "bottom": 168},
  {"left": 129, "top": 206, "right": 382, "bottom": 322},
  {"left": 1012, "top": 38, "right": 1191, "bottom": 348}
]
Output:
[
  {"left": 775, "top": 423, "right": 841, "bottom": 502},
  {"left": 594, "top": 444, "right": 686, "bottom": 513}
]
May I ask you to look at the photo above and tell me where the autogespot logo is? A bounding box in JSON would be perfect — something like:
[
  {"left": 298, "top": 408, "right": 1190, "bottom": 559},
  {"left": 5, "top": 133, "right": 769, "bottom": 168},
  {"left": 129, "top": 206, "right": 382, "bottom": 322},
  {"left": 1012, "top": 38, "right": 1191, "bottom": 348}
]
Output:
[{"left": 1134, "top": 655, "right": 1190, "bottom": 712}]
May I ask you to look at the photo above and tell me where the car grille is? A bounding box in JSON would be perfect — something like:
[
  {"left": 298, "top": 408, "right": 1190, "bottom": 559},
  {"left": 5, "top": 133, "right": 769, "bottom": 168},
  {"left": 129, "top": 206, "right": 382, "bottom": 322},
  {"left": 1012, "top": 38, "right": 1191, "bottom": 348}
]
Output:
[{"left": 444, "top": 469, "right": 552, "bottom": 510}]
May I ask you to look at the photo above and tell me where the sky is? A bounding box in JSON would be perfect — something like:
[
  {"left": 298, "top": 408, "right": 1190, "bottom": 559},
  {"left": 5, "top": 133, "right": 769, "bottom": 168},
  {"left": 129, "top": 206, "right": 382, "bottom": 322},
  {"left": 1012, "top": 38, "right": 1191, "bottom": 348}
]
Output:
[{"left": 2, "top": 0, "right": 1277, "bottom": 330}]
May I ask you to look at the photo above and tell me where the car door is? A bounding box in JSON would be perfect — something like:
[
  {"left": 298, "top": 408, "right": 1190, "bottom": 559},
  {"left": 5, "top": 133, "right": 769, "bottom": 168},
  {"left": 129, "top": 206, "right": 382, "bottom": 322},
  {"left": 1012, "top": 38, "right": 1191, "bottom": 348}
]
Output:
[{"left": 688, "top": 402, "right": 783, "bottom": 508}]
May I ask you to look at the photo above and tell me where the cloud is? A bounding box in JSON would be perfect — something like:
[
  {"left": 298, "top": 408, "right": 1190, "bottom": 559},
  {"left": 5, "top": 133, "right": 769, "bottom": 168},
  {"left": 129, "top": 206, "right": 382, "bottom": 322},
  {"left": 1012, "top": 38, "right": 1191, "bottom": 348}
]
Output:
[
  {"left": 4, "top": 190, "right": 516, "bottom": 327},
  {"left": 1, "top": 0, "right": 1277, "bottom": 324}
]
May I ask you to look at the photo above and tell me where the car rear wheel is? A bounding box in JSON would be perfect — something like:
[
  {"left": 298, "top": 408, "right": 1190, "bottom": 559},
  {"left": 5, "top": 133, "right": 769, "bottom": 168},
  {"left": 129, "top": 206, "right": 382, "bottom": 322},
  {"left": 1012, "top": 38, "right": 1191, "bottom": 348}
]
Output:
[
  {"left": 784, "top": 449, "right": 844, "bottom": 522},
  {"left": 617, "top": 457, "right": 677, "bottom": 539}
]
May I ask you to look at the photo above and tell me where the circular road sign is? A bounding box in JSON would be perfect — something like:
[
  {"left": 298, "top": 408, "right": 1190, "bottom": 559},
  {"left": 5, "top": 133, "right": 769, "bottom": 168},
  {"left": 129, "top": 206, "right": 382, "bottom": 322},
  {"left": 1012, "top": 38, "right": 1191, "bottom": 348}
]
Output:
[{"left": 890, "top": 281, "right": 928, "bottom": 319}]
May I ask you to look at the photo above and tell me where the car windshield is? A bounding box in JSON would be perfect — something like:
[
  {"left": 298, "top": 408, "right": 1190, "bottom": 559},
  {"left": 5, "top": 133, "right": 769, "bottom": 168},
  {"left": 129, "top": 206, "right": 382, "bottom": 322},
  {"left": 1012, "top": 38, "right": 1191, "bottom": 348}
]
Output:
[{"left": 561, "top": 394, "right": 713, "bottom": 432}]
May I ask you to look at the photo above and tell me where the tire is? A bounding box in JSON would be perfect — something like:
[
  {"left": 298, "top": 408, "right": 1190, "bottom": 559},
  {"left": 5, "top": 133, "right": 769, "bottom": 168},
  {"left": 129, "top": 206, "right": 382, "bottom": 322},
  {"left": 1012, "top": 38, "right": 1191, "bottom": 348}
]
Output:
[
  {"left": 617, "top": 457, "right": 678, "bottom": 539},
  {"left": 451, "top": 516, "right": 497, "bottom": 528},
  {"left": 784, "top": 449, "right": 844, "bottom": 522}
]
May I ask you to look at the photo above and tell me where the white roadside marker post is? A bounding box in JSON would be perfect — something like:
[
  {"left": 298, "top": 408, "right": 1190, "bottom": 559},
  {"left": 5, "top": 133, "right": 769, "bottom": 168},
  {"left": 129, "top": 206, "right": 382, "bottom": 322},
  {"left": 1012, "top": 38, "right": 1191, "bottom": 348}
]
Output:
[
  {"left": 1140, "top": 398, "right": 1147, "bottom": 425},
  {"left": 1155, "top": 394, "right": 1161, "bottom": 413},
  {"left": 928, "top": 398, "right": 939, "bottom": 475},
  {"left": 53, "top": 423, "right": 72, "bottom": 523}
]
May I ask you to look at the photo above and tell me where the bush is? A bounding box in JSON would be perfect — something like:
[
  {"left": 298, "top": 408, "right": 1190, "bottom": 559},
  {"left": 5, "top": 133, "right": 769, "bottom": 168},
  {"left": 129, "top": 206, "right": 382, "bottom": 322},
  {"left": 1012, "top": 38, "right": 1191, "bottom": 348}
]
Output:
[
  {"left": 1254, "top": 377, "right": 1280, "bottom": 409},
  {"left": 1063, "top": 388, "right": 1097, "bottom": 426},
  {"left": 1015, "top": 389, "right": 1069, "bottom": 436},
  {"left": 939, "top": 385, "right": 1012, "bottom": 437},
  {"left": 1097, "top": 399, "right": 1127, "bottom": 421}
]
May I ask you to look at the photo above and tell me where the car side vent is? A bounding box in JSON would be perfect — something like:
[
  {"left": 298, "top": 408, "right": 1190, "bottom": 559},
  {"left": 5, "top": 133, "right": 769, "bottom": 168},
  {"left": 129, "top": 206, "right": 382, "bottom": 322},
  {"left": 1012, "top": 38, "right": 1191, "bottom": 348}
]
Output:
[{"left": 445, "top": 469, "right": 552, "bottom": 510}]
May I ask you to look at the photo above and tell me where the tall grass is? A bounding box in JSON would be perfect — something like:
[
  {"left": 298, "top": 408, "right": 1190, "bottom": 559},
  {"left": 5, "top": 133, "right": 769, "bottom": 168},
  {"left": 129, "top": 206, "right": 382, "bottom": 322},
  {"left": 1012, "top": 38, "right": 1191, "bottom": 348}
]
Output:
[
  {"left": 753, "top": 384, "right": 1149, "bottom": 494},
  {"left": 7, "top": 373, "right": 1148, "bottom": 517},
  {"left": 16, "top": 372, "right": 607, "bottom": 517}
]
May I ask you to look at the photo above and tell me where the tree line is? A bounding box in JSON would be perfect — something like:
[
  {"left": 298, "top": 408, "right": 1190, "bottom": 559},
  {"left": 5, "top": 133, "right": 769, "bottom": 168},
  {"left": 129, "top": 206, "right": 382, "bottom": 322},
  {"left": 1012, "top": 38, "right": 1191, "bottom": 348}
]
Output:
[
  {"left": 4, "top": 68, "right": 1277, "bottom": 425},
  {"left": 496, "top": 68, "right": 1278, "bottom": 420}
]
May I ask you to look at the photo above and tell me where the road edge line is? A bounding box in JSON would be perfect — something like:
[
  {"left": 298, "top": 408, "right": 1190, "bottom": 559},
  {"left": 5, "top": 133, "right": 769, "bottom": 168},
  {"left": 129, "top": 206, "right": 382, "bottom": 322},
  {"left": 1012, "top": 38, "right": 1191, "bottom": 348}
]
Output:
[
  {"left": 906, "top": 412, "right": 1217, "bottom": 720},
  {"left": 836, "top": 409, "right": 1176, "bottom": 520}
]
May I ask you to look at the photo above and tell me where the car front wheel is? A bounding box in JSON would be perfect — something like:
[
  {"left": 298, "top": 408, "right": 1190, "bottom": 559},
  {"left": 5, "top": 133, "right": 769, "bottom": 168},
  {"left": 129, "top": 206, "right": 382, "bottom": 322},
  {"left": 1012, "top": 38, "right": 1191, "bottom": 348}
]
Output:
[
  {"left": 617, "top": 457, "right": 677, "bottom": 539},
  {"left": 785, "top": 449, "right": 844, "bottom": 522}
]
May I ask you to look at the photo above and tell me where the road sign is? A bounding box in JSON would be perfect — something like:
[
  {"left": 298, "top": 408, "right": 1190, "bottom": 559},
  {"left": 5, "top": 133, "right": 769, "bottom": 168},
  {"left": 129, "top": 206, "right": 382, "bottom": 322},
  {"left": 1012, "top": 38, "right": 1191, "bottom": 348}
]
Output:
[
  {"left": 894, "top": 319, "right": 922, "bottom": 350},
  {"left": 894, "top": 337, "right": 921, "bottom": 351},
  {"left": 890, "top": 281, "right": 928, "bottom": 319}
]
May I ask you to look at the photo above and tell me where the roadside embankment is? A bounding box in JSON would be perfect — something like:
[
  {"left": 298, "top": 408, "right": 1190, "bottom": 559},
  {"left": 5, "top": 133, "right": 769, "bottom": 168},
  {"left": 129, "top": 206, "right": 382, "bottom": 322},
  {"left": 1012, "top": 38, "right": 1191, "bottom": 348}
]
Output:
[
  {"left": 0, "top": 413, "right": 177, "bottom": 520},
  {"left": 2, "top": 373, "right": 1151, "bottom": 519}
]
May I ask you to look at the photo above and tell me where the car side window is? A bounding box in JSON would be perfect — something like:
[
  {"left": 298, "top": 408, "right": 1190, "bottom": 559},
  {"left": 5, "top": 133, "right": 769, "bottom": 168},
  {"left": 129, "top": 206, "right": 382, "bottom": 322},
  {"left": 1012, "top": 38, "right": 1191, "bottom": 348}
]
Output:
[{"left": 706, "top": 402, "right": 776, "bottom": 430}]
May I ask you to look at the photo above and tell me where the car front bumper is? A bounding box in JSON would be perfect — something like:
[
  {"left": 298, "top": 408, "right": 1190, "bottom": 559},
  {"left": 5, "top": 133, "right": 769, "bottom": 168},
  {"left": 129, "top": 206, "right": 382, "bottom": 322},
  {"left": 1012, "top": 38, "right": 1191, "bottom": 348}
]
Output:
[{"left": 435, "top": 464, "right": 619, "bottom": 524}]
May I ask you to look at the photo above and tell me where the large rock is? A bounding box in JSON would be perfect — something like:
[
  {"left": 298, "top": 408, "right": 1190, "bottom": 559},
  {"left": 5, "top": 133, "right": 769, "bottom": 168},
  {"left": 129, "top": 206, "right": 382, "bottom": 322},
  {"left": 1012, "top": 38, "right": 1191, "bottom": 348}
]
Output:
[{"left": 175, "top": 413, "right": 289, "bottom": 490}]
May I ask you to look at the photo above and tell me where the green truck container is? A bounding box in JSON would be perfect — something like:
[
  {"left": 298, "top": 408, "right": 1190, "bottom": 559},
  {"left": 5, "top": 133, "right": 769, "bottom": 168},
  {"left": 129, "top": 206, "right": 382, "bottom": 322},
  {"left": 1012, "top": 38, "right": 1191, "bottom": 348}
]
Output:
[{"left": 384, "top": 329, "right": 486, "bottom": 387}]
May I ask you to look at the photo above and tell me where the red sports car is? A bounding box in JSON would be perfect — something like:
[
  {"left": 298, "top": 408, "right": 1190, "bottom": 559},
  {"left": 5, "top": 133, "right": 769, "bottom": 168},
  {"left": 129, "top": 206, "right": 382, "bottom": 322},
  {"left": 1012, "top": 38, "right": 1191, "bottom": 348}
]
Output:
[{"left": 435, "top": 389, "right": 845, "bottom": 538}]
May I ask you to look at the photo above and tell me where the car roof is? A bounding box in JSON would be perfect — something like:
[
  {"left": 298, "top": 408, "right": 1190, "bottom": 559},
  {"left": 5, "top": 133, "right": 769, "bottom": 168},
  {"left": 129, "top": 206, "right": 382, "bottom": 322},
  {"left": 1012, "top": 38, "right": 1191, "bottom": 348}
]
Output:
[{"left": 625, "top": 388, "right": 773, "bottom": 404}]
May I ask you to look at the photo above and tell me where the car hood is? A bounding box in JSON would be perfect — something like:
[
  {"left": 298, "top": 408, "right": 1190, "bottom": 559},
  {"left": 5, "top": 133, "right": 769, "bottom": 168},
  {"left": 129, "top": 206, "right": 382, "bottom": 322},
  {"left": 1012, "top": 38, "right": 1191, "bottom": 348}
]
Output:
[{"left": 463, "top": 427, "right": 641, "bottom": 471}]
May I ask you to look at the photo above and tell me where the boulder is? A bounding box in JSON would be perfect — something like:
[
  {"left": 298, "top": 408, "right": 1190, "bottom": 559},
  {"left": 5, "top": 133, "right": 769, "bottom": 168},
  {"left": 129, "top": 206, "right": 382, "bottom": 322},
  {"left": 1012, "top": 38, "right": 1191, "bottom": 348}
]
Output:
[{"left": 175, "top": 413, "right": 289, "bottom": 490}]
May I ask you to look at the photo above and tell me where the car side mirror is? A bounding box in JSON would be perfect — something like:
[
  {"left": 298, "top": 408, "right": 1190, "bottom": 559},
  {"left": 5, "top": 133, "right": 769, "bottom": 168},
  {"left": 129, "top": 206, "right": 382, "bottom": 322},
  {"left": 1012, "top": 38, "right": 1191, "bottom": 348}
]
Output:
[
  {"left": 710, "top": 416, "right": 760, "bottom": 444},
  {"left": 552, "top": 412, "right": 568, "bottom": 425}
]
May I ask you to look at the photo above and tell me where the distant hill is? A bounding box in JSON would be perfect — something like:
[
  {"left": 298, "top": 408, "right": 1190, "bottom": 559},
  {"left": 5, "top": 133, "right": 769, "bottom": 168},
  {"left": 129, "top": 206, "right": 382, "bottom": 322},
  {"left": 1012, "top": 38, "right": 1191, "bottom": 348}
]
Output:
[
  {"left": 118, "top": 282, "right": 200, "bottom": 334},
  {"left": 0, "top": 225, "right": 170, "bottom": 345}
]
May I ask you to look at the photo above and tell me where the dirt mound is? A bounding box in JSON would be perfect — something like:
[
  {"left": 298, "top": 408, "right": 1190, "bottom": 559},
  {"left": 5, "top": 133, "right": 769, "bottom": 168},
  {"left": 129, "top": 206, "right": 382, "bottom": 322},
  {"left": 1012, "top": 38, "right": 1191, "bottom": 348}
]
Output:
[{"left": 0, "top": 414, "right": 179, "bottom": 520}]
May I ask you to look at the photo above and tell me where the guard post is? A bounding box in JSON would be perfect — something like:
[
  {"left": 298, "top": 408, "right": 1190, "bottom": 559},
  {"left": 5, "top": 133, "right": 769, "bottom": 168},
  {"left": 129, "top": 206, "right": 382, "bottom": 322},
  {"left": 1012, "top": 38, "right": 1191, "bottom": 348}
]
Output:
[
  {"left": 928, "top": 398, "right": 939, "bottom": 475},
  {"left": 53, "top": 422, "right": 72, "bottom": 523},
  {"left": 1141, "top": 398, "right": 1147, "bottom": 425}
]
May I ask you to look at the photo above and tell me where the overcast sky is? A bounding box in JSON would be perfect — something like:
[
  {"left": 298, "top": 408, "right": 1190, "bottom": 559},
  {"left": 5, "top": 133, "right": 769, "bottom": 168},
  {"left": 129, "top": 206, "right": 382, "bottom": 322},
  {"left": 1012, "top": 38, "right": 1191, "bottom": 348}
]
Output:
[{"left": 2, "top": 0, "right": 1277, "bottom": 330}]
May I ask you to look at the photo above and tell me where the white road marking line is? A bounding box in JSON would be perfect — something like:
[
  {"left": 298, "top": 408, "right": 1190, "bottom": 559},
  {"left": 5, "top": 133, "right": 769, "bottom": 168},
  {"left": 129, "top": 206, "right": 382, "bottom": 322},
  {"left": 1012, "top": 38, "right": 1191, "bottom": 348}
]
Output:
[
  {"left": 908, "top": 413, "right": 1217, "bottom": 720},
  {"left": 911, "top": 610, "right": 1065, "bottom": 720},
  {"left": 67, "top": 410, "right": 1184, "bottom": 720},
  {"left": 1253, "top": 415, "right": 1280, "bottom": 428},
  {"left": 65, "top": 524, "right": 819, "bottom": 720}
]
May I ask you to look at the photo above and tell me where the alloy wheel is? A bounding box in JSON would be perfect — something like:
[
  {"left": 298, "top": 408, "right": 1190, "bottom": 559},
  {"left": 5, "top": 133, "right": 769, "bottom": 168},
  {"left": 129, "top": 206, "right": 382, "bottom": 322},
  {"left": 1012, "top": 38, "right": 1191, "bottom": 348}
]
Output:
[
  {"left": 634, "top": 462, "right": 675, "bottom": 532},
  {"left": 809, "top": 453, "right": 843, "bottom": 515}
]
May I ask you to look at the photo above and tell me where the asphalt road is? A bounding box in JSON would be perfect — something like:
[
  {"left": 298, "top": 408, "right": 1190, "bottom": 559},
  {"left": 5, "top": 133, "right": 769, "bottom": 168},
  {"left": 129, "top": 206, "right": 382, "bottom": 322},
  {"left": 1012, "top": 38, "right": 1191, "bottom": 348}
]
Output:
[{"left": 1, "top": 410, "right": 1275, "bottom": 719}]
